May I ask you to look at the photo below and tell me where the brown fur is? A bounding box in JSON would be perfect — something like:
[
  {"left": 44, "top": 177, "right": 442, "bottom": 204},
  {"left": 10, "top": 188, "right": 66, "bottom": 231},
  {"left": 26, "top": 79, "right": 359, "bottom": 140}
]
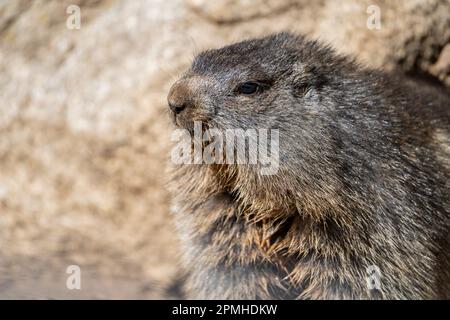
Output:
[{"left": 167, "top": 33, "right": 450, "bottom": 299}]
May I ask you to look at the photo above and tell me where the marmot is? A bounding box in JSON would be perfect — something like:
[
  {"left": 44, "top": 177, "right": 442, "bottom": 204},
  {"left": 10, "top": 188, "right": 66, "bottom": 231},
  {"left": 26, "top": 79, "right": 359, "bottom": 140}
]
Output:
[{"left": 167, "top": 32, "right": 450, "bottom": 299}]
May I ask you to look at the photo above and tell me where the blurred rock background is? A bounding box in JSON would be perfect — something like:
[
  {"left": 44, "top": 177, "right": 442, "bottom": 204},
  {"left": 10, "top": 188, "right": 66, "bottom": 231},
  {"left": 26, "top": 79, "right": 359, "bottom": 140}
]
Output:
[{"left": 0, "top": 0, "right": 448, "bottom": 299}]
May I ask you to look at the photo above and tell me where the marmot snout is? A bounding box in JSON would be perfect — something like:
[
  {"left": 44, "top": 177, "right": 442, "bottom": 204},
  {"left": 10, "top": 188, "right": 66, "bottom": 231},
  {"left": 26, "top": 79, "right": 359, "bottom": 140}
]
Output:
[{"left": 167, "top": 32, "right": 450, "bottom": 299}]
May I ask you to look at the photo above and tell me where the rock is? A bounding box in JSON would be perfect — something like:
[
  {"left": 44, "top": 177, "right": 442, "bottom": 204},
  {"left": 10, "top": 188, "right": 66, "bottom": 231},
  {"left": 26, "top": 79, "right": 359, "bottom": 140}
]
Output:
[
  {"left": 186, "top": 0, "right": 300, "bottom": 23},
  {"left": 315, "top": 0, "right": 450, "bottom": 77},
  {"left": 429, "top": 44, "right": 450, "bottom": 86}
]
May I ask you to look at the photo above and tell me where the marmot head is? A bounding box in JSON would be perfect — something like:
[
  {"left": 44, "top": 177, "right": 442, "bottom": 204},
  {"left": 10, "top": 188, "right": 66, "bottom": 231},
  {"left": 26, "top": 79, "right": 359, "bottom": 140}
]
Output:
[
  {"left": 167, "top": 32, "right": 370, "bottom": 219},
  {"left": 168, "top": 32, "right": 350, "bottom": 132}
]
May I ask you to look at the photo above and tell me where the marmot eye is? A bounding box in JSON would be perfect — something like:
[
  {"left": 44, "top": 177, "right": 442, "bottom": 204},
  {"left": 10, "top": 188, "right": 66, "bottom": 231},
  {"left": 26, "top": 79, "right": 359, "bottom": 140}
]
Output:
[{"left": 237, "top": 82, "right": 260, "bottom": 95}]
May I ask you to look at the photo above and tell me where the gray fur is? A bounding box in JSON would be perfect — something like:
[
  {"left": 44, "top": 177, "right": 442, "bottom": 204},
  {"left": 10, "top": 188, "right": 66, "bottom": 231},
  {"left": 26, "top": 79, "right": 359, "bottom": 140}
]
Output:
[{"left": 167, "top": 32, "right": 450, "bottom": 299}]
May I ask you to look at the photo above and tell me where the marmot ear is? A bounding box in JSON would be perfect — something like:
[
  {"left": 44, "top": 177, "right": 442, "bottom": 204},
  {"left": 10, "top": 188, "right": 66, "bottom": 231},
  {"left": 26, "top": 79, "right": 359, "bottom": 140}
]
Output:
[{"left": 292, "top": 62, "right": 327, "bottom": 96}]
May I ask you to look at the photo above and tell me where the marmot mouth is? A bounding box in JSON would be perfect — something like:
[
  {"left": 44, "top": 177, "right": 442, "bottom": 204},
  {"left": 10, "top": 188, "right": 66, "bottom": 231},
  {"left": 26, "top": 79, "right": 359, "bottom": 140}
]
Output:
[{"left": 172, "top": 113, "right": 212, "bottom": 133}]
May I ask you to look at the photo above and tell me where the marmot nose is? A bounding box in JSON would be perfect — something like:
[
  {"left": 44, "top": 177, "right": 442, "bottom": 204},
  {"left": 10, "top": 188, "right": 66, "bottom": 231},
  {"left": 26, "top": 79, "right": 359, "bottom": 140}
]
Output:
[
  {"left": 167, "top": 80, "right": 191, "bottom": 115},
  {"left": 168, "top": 101, "right": 187, "bottom": 114}
]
